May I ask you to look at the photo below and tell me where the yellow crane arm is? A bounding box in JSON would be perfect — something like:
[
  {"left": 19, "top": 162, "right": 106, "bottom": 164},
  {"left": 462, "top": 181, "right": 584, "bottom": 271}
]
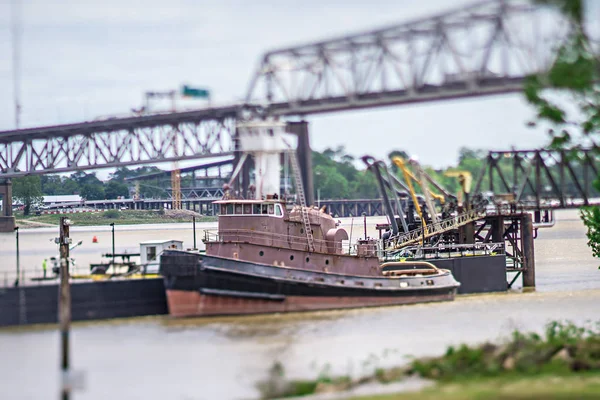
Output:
[
  {"left": 444, "top": 171, "right": 472, "bottom": 193},
  {"left": 395, "top": 160, "right": 446, "bottom": 205},
  {"left": 444, "top": 170, "right": 472, "bottom": 204},
  {"left": 391, "top": 156, "right": 426, "bottom": 232}
]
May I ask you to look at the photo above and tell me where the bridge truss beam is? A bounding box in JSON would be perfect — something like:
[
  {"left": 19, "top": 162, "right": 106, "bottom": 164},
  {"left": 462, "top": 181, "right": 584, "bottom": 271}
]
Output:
[
  {"left": 246, "top": 0, "right": 572, "bottom": 116},
  {"left": 474, "top": 148, "right": 600, "bottom": 209},
  {"left": 0, "top": 107, "right": 239, "bottom": 178}
]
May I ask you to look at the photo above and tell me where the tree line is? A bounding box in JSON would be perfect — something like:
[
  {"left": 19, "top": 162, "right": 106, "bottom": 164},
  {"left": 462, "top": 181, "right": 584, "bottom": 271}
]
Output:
[{"left": 13, "top": 144, "right": 598, "bottom": 216}]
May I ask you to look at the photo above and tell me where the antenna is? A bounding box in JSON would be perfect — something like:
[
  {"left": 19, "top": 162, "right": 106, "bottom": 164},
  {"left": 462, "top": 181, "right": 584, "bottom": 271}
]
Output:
[{"left": 11, "top": 0, "right": 22, "bottom": 129}]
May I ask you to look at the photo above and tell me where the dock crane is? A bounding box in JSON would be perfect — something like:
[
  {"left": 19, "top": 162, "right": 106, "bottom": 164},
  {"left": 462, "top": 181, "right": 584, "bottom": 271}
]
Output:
[
  {"left": 444, "top": 170, "right": 472, "bottom": 209},
  {"left": 390, "top": 156, "right": 456, "bottom": 232},
  {"left": 364, "top": 155, "right": 483, "bottom": 250}
]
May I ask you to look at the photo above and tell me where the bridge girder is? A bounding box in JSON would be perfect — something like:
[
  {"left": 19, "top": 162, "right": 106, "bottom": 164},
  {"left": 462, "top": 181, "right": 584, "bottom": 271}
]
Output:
[
  {"left": 246, "top": 0, "right": 572, "bottom": 115},
  {"left": 0, "top": 107, "right": 239, "bottom": 178}
]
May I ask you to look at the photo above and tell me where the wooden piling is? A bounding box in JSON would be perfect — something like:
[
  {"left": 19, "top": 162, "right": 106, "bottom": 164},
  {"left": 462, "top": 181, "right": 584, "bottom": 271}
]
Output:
[{"left": 522, "top": 213, "right": 536, "bottom": 288}]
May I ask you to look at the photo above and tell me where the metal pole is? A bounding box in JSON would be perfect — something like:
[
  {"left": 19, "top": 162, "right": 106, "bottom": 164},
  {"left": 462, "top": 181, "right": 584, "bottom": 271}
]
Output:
[
  {"left": 193, "top": 216, "right": 197, "bottom": 250},
  {"left": 363, "top": 213, "right": 367, "bottom": 240},
  {"left": 110, "top": 223, "right": 115, "bottom": 268},
  {"left": 14, "top": 226, "right": 19, "bottom": 286},
  {"left": 11, "top": 0, "right": 22, "bottom": 129},
  {"left": 59, "top": 217, "right": 71, "bottom": 400}
]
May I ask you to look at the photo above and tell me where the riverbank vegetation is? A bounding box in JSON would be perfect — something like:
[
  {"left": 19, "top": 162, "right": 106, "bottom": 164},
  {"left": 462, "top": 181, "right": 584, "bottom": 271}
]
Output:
[
  {"left": 257, "top": 321, "right": 600, "bottom": 399},
  {"left": 351, "top": 374, "right": 600, "bottom": 400},
  {"left": 15, "top": 209, "right": 216, "bottom": 227}
]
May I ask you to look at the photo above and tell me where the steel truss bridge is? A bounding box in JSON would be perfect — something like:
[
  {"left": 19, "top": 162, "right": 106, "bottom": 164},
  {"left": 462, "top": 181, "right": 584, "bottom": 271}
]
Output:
[
  {"left": 0, "top": 107, "right": 238, "bottom": 178},
  {"left": 245, "top": 0, "right": 572, "bottom": 115},
  {"left": 474, "top": 148, "right": 600, "bottom": 209},
  {"left": 0, "top": 0, "right": 577, "bottom": 179}
]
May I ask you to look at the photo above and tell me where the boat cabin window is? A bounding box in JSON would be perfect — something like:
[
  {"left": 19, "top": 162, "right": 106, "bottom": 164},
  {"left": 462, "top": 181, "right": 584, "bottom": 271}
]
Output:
[
  {"left": 220, "top": 202, "right": 282, "bottom": 216},
  {"left": 275, "top": 204, "right": 283, "bottom": 216},
  {"left": 146, "top": 246, "right": 157, "bottom": 262}
]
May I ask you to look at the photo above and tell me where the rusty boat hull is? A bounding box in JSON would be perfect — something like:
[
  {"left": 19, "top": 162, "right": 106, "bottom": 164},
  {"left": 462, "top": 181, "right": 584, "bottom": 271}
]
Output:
[{"left": 160, "top": 250, "right": 460, "bottom": 318}]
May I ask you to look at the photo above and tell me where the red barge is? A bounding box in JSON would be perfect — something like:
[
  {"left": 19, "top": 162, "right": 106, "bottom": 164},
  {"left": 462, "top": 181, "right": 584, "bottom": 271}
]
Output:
[{"left": 159, "top": 121, "right": 460, "bottom": 317}]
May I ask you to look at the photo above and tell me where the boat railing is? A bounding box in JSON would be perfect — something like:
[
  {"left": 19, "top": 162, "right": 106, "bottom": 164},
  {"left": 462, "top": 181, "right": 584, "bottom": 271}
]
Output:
[{"left": 203, "top": 228, "right": 373, "bottom": 256}]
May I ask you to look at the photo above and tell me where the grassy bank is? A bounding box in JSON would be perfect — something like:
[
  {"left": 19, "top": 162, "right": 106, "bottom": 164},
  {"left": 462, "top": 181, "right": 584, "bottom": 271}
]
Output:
[
  {"left": 352, "top": 374, "right": 600, "bottom": 399},
  {"left": 15, "top": 209, "right": 217, "bottom": 227},
  {"left": 257, "top": 321, "right": 600, "bottom": 399}
]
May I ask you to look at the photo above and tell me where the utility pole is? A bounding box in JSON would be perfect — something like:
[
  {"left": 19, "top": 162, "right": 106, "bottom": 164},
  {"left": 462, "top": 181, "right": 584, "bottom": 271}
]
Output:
[
  {"left": 192, "top": 216, "right": 197, "bottom": 250},
  {"left": 14, "top": 226, "right": 19, "bottom": 286},
  {"left": 11, "top": 0, "right": 22, "bottom": 129},
  {"left": 58, "top": 217, "right": 71, "bottom": 400}
]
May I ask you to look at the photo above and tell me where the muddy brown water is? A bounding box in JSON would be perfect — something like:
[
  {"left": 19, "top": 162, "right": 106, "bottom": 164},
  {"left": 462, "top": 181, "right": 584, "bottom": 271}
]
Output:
[{"left": 1, "top": 210, "right": 599, "bottom": 400}]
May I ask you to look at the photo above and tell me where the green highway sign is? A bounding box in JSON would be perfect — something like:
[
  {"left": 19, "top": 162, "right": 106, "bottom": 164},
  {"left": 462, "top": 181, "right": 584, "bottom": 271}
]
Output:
[{"left": 181, "top": 85, "right": 210, "bottom": 98}]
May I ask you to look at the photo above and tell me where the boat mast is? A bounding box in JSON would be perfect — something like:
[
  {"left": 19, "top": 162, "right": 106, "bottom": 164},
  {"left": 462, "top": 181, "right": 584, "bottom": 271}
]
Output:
[{"left": 236, "top": 120, "right": 288, "bottom": 200}]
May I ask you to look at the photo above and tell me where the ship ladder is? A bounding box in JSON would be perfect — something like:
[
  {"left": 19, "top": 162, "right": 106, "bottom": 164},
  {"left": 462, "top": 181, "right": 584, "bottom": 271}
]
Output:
[{"left": 288, "top": 151, "right": 315, "bottom": 252}]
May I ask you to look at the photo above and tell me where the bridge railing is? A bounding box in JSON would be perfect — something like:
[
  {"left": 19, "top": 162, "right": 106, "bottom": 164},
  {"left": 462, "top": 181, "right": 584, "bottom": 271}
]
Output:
[{"left": 203, "top": 228, "right": 371, "bottom": 256}]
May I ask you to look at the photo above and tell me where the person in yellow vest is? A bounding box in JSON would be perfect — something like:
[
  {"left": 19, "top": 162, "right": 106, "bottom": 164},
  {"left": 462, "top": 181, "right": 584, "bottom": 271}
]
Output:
[{"left": 42, "top": 258, "right": 47, "bottom": 278}]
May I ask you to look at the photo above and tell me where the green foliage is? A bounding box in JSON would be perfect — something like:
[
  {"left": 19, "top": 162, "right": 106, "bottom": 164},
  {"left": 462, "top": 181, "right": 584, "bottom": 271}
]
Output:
[
  {"left": 103, "top": 210, "right": 120, "bottom": 219},
  {"left": 104, "top": 181, "right": 129, "bottom": 199},
  {"left": 580, "top": 206, "right": 600, "bottom": 259},
  {"left": 12, "top": 176, "right": 43, "bottom": 216},
  {"left": 256, "top": 361, "right": 342, "bottom": 399},
  {"left": 525, "top": 0, "right": 599, "bottom": 145},
  {"left": 40, "top": 166, "right": 167, "bottom": 201},
  {"left": 409, "top": 321, "right": 600, "bottom": 380},
  {"left": 313, "top": 147, "right": 379, "bottom": 200}
]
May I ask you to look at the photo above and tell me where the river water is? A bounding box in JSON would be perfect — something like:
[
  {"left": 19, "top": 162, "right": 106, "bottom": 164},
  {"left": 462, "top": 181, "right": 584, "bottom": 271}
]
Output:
[{"left": 1, "top": 210, "right": 599, "bottom": 400}]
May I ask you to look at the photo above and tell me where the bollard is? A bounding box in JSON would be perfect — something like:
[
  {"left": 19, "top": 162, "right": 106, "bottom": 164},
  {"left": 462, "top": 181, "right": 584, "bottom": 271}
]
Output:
[{"left": 522, "top": 213, "right": 536, "bottom": 288}]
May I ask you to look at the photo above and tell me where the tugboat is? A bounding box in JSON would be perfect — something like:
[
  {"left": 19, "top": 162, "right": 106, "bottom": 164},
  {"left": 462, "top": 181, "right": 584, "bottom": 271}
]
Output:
[{"left": 159, "top": 121, "right": 460, "bottom": 317}]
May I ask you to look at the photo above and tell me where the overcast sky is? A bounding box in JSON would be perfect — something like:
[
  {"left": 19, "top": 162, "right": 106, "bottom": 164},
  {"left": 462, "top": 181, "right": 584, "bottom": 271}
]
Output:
[{"left": 0, "top": 0, "right": 597, "bottom": 175}]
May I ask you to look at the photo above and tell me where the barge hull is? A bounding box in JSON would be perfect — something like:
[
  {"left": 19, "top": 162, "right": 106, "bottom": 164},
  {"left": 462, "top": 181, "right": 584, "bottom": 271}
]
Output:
[
  {"left": 165, "top": 290, "right": 453, "bottom": 318},
  {"left": 161, "top": 251, "right": 458, "bottom": 317}
]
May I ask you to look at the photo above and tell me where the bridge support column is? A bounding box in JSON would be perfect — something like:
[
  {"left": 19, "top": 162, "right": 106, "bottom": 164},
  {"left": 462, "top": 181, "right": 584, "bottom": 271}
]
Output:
[
  {"left": 286, "top": 120, "right": 314, "bottom": 206},
  {"left": 491, "top": 216, "right": 504, "bottom": 243},
  {"left": 522, "top": 213, "right": 536, "bottom": 288},
  {"left": 458, "top": 223, "right": 475, "bottom": 244},
  {"left": 0, "top": 179, "right": 16, "bottom": 233}
]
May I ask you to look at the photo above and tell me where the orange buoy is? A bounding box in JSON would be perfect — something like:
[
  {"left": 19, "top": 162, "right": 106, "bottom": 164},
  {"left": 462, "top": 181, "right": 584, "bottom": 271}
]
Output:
[{"left": 92, "top": 236, "right": 98, "bottom": 243}]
